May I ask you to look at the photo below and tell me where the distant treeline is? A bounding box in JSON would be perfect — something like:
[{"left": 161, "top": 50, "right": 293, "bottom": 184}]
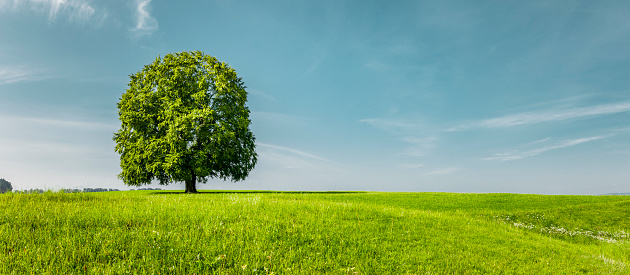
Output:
[
  {"left": 0, "top": 178, "right": 12, "bottom": 194},
  {"left": 10, "top": 187, "right": 163, "bottom": 194},
  {"left": 66, "top": 188, "right": 122, "bottom": 193},
  {"left": 13, "top": 188, "right": 122, "bottom": 194}
]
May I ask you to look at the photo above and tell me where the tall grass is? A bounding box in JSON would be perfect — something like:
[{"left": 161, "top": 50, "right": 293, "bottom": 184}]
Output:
[{"left": 1, "top": 191, "right": 628, "bottom": 274}]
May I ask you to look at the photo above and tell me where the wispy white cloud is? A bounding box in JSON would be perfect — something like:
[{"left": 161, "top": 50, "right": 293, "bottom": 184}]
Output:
[
  {"left": 399, "top": 136, "right": 438, "bottom": 157},
  {"left": 131, "top": 0, "right": 158, "bottom": 37},
  {"left": 360, "top": 117, "right": 440, "bottom": 157},
  {"left": 484, "top": 136, "right": 607, "bottom": 161},
  {"left": 257, "top": 143, "right": 337, "bottom": 165},
  {"left": 451, "top": 101, "right": 630, "bottom": 131},
  {"left": 0, "top": 66, "right": 50, "bottom": 85},
  {"left": 528, "top": 137, "right": 552, "bottom": 145},
  {"left": 67, "top": 1, "right": 95, "bottom": 23},
  {"left": 426, "top": 167, "right": 459, "bottom": 176},
  {"left": 400, "top": 163, "right": 424, "bottom": 169},
  {"left": 300, "top": 53, "right": 327, "bottom": 80},
  {"left": 248, "top": 89, "right": 278, "bottom": 103},
  {"left": 0, "top": 116, "right": 117, "bottom": 131},
  {"left": 363, "top": 100, "right": 630, "bottom": 135},
  {"left": 360, "top": 118, "right": 418, "bottom": 133},
  {"left": 360, "top": 118, "right": 439, "bottom": 158},
  {"left": 0, "top": 0, "right": 102, "bottom": 25},
  {"left": 252, "top": 112, "right": 304, "bottom": 126},
  {"left": 0, "top": 137, "right": 103, "bottom": 156}
]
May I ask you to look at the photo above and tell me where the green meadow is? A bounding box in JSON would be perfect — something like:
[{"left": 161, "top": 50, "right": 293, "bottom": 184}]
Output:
[{"left": 1, "top": 191, "right": 629, "bottom": 274}]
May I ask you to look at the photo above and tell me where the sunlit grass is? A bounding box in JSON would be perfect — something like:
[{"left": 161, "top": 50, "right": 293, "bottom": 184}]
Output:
[{"left": 1, "top": 191, "right": 629, "bottom": 273}]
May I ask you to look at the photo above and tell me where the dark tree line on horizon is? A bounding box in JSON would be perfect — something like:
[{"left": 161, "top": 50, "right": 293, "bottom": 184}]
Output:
[
  {"left": 12, "top": 188, "right": 122, "bottom": 194},
  {"left": 0, "top": 178, "right": 12, "bottom": 194},
  {"left": 6, "top": 187, "right": 163, "bottom": 194}
]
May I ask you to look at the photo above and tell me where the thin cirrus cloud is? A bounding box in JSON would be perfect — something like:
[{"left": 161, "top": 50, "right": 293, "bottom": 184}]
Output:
[
  {"left": 361, "top": 101, "right": 630, "bottom": 134},
  {"left": 360, "top": 119, "right": 438, "bottom": 157},
  {"left": 0, "top": 0, "right": 100, "bottom": 25},
  {"left": 399, "top": 136, "right": 438, "bottom": 157},
  {"left": 131, "top": 0, "right": 158, "bottom": 36},
  {"left": 256, "top": 143, "right": 338, "bottom": 165},
  {"left": 0, "top": 115, "right": 117, "bottom": 166},
  {"left": 484, "top": 136, "right": 607, "bottom": 161},
  {"left": 359, "top": 118, "right": 418, "bottom": 133},
  {"left": 0, "top": 0, "right": 159, "bottom": 33},
  {"left": 425, "top": 167, "right": 459, "bottom": 176},
  {"left": 0, "top": 66, "right": 50, "bottom": 85},
  {"left": 0, "top": 115, "right": 117, "bottom": 131},
  {"left": 400, "top": 163, "right": 425, "bottom": 169},
  {"left": 252, "top": 111, "right": 304, "bottom": 126},
  {"left": 451, "top": 101, "right": 630, "bottom": 131}
]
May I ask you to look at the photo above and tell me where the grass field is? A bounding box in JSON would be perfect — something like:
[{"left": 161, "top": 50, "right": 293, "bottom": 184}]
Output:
[{"left": 1, "top": 191, "right": 629, "bottom": 274}]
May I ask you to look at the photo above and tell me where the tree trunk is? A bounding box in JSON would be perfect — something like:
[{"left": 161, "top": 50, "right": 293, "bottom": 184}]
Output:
[{"left": 185, "top": 170, "right": 198, "bottom": 193}]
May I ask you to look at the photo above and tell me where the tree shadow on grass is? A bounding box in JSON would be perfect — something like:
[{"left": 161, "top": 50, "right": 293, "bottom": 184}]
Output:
[{"left": 148, "top": 190, "right": 367, "bottom": 195}]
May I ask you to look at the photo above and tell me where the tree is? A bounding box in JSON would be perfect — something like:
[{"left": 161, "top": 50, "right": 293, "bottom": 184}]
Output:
[
  {"left": 114, "top": 51, "right": 257, "bottom": 193},
  {"left": 0, "top": 178, "right": 12, "bottom": 193}
]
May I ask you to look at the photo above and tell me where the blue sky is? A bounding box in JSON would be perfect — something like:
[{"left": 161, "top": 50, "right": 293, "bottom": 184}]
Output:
[{"left": 1, "top": 0, "right": 629, "bottom": 194}]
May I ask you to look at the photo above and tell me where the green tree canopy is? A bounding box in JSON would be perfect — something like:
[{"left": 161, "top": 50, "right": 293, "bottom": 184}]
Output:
[
  {"left": 0, "top": 178, "right": 12, "bottom": 193},
  {"left": 114, "top": 51, "right": 257, "bottom": 193}
]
